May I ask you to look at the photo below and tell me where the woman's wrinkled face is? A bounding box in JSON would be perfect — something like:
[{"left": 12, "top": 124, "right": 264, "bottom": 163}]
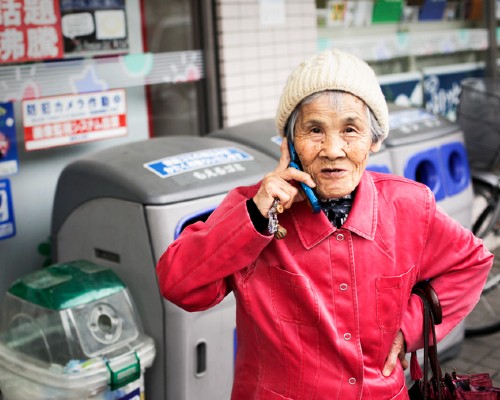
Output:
[{"left": 293, "top": 92, "right": 381, "bottom": 199}]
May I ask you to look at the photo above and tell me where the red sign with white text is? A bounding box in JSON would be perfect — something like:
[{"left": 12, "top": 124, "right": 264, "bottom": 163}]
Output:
[
  {"left": 22, "top": 90, "right": 128, "bottom": 150},
  {"left": 0, "top": 0, "right": 63, "bottom": 63}
]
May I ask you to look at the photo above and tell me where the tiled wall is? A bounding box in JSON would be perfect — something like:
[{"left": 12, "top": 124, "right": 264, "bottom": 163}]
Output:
[{"left": 215, "top": 0, "right": 317, "bottom": 128}]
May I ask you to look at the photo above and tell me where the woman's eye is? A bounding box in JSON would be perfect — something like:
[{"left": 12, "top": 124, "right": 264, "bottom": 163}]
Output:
[
  {"left": 344, "top": 127, "right": 359, "bottom": 136},
  {"left": 310, "top": 127, "right": 322, "bottom": 134}
]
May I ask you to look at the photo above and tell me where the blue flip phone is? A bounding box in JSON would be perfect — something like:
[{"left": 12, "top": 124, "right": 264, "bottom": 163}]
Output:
[{"left": 288, "top": 140, "right": 321, "bottom": 213}]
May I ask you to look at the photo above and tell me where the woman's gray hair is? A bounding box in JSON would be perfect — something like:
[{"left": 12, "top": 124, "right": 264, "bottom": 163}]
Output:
[{"left": 285, "top": 90, "right": 385, "bottom": 144}]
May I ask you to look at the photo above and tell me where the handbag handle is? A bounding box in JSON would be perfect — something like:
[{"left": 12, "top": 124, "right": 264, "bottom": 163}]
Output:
[
  {"left": 412, "top": 281, "right": 442, "bottom": 325},
  {"left": 412, "top": 281, "right": 443, "bottom": 400}
]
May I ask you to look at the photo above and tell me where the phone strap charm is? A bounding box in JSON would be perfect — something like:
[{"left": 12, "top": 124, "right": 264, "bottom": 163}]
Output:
[{"left": 268, "top": 199, "right": 287, "bottom": 240}]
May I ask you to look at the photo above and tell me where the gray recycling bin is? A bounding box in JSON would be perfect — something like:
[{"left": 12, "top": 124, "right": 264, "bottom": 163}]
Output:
[
  {"left": 0, "top": 260, "right": 155, "bottom": 400},
  {"left": 386, "top": 104, "right": 473, "bottom": 229},
  {"left": 209, "top": 118, "right": 394, "bottom": 173},
  {"left": 210, "top": 119, "right": 282, "bottom": 159},
  {"left": 50, "top": 136, "right": 277, "bottom": 400}
]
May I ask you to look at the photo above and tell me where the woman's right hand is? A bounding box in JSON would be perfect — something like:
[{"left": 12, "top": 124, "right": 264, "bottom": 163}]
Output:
[{"left": 253, "top": 137, "right": 316, "bottom": 218}]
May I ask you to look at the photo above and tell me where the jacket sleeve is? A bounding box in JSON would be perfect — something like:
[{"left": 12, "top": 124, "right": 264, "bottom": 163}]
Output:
[
  {"left": 156, "top": 184, "right": 273, "bottom": 312},
  {"left": 401, "top": 193, "right": 494, "bottom": 352}
]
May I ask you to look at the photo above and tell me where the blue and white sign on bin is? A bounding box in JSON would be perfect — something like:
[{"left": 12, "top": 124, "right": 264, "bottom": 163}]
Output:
[
  {"left": 423, "top": 62, "right": 484, "bottom": 121},
  {"left": 378, "top": 71, "right": 424, "bottom": 108},
  {"left": 144, "top": 147, "right": 254, "bottom": 178},
  {"left": 0, "top": 179, "right": 15, "bottom": 240}
]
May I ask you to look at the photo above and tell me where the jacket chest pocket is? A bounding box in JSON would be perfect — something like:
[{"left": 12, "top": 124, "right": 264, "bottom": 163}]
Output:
[
  {"left": 375, "top": 265, "right": 416, "bottom": 332},
  {"left": 270, "top": 266, "right": 320, "bottom": 327}
]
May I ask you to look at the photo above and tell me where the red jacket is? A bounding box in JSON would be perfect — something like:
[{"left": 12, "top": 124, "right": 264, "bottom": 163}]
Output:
[{"left": 157, "top": 172, "right": 493, "bottom": 400}]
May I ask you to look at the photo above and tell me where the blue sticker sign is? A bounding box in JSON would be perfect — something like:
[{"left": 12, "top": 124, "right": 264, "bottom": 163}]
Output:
[
  {"left": 0, "top": 102, "right": 19, "bottom": 176},
  {"left": 144, "top": 147, "right": 254, "bottom": 178},
  {"left": 0, "top": 179, "right": 16, "bottom": 240}
]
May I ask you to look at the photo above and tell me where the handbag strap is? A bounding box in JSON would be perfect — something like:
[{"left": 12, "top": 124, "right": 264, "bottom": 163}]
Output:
[
  {"left": 412, "top": 281, "right": 442, "bottom": 325},
  {"left": 412, "top": 281, "right": 443, "bottom": 400}
]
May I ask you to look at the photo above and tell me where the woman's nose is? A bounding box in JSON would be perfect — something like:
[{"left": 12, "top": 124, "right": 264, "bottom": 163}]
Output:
[{"left": 320, "top": 133, "right": 347, "bottom": 159}]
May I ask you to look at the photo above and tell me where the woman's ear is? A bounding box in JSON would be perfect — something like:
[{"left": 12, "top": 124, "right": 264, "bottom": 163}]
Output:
[{"left": 370, "top": 140, "right": 382, "bottom": 153}]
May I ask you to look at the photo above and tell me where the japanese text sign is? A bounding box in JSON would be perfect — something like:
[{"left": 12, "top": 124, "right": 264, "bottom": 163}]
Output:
[
  {"left": 0, "top": 0, "right": 63, "bottom": 63},
  {"left": 22, "top": 89, "right": 128, "bottom": 151}
]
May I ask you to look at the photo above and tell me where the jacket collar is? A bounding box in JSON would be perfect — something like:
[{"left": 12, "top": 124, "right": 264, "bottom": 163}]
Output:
[{"left": 290, "top": 172, "right": 378, "bottom": 249}]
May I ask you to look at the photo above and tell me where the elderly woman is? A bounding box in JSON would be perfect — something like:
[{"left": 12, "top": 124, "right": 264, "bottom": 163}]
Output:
[{"left": 156, "top": 49, "right": 492, "bottom": 399}]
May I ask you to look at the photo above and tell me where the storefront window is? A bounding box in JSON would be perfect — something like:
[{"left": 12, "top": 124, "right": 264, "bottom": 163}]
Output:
[
  {"left": 144, "top": 0, "right": 202, "bottom": 137},
  {"left": 0, "top": 0, "right": 215, "bottom": 291},
  {"left": 0, "top": 0, "right": 211, "bottom": 143}
]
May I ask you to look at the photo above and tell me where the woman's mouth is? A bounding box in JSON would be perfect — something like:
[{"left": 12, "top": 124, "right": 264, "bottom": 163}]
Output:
[
  {"left": 320, "top": 167, "right": 346, "bottom": 177},
  {"left": 322, "top": 166, "right": 345, "bottom": 173}
]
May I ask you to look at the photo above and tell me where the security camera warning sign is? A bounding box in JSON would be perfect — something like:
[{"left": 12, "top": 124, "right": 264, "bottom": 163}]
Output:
[{"left": 22, "top": 89, "right": 127, "bottom": 151}]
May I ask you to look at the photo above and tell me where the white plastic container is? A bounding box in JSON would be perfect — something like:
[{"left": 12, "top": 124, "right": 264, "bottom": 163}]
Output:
[{"left": 0, "top": 260, "right": 156, "bottom": 400}]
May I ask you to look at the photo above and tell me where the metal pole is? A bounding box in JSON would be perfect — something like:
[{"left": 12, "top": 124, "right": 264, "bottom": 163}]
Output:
[{"left": 485, "top": 0, "right": 498, "bottom": 80}]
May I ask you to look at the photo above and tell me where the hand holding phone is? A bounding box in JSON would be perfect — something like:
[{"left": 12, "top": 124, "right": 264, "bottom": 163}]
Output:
[{"left": 287, "top": 139, "right": 321, "bottom": 213}]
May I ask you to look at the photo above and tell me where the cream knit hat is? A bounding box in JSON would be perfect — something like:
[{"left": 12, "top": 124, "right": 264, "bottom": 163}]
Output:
[{"left": 276, "top": 49, "right": 389, "bottom": 140}]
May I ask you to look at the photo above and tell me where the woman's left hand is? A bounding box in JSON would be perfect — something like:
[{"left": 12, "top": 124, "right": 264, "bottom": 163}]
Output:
[{"left": 382, "top": 330, "right": 408, "bottom": 377}]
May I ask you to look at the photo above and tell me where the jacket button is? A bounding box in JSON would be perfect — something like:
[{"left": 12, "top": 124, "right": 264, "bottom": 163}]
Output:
[
  {"left": 336, "top": 233, "right": 344, "bottom": 241},
  {"left": 344, "top": 333, "right": 351, "bottom": 341},
  {"left": 349, "top": 377, "right": 356, "bottom": 385},
  {"left": 340, "top": 283, "right": 348, "bottom": 291}
]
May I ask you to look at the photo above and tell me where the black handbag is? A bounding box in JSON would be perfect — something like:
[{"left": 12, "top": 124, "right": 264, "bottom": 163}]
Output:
[{"left": 408, "top": 281, "right": 500, "bottom": 400}]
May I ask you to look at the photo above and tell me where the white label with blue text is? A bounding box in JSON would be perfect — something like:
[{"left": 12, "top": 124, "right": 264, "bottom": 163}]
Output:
[{"left": 144, "top": 147, "right": 253, "bottom": 178}]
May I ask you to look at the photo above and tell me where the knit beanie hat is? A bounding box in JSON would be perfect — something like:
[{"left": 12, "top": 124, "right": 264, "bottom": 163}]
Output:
[{"left": 275, "top": 49, "right": 389, "bottom": 140}]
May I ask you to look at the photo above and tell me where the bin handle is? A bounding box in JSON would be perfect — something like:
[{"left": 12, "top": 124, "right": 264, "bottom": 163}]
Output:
[{"left": 105, "top": 351, "right": 141, "bottom": 391}]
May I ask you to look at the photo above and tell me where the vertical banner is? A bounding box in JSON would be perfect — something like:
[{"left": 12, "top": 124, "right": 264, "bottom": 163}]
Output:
[
  {"left": 0, "top": 178, "right": 15, "bottom": 240},
  {"left": 22, "top": 89, "right": 128, "bottom": 151},
  {"left": 0, "top": 102, "right": 18, "bottom": 176},
  {"left": 0, "top": 0, "right": 64, "bottom": 63}
]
